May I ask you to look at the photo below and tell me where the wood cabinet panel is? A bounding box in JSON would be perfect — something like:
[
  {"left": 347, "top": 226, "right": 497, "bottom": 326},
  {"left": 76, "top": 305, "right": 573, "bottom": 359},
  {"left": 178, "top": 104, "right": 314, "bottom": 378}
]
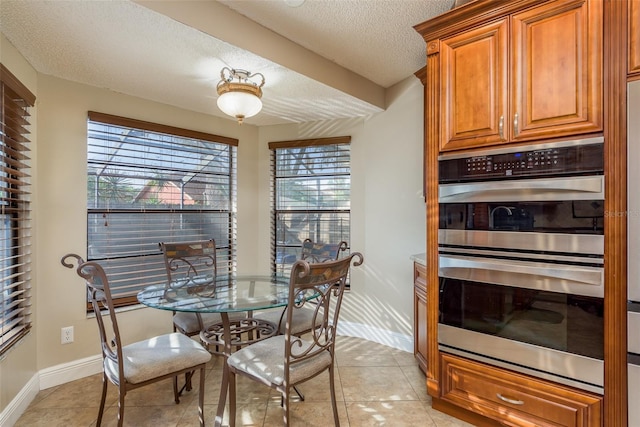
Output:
[
  {"left": 414, "top": 262, "right": 428, "bottom": 373},
  {"left": 441, "top": 353, "right": 602, "bottom": 427},
  {"left": 440, "top": 19, "right": 508, "bottom": 151},
  {"left": 511, "top": 0, "right": 603, "bottom": 141}
]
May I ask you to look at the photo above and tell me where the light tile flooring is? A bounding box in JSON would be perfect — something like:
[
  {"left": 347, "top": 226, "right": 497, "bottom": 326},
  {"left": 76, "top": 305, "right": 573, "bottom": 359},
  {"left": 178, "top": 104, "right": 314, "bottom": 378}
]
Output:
[{"left": 14, "top": 336, "right": 474, "bottom": 427}]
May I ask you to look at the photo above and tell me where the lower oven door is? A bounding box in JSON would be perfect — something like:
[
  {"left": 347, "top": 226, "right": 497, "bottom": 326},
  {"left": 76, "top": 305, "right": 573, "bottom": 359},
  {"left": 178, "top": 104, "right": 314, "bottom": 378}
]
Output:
[{"left": 438, "top": 252, "right": 604, "bottom": 393}]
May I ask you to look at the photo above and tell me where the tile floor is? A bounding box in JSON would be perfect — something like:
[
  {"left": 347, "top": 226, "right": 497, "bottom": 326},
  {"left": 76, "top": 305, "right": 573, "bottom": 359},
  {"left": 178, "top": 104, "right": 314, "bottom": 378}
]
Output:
[{"left": 14, "top": 336, "right": 474, "bottom": 427}]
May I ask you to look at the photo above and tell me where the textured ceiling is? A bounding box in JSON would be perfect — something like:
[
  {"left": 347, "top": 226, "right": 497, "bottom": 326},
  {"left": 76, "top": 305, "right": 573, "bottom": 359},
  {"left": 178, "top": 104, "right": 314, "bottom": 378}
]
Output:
[
  {"left": 218, "top": 0, "right": 453, "bottom": 88},
  {"left": 0, "top": 0, "right": 454, "bottom": 126}
]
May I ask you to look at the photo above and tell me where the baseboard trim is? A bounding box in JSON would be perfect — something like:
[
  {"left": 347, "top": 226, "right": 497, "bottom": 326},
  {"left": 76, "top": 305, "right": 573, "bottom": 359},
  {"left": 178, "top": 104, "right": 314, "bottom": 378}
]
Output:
[
  {"left": 0, "top": 373, "right": 38, "bottom": 427},
  {"left": 337, "top": 320, "right": 413, "bottom": 353},
  {"left": 0, "top": 354, "right": 102, "bottom": 426},
  {"left": 39, "top": 354, "right": 103, "bottom": 390}
]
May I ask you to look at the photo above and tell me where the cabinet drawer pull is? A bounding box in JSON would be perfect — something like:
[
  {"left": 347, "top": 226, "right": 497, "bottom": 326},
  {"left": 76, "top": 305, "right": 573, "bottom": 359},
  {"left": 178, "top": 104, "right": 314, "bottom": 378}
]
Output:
[
  {"left": 497, "top": 393, "right": 524, "bottom": 405},
  {"left": 513, "top": 112, "right": 519, "bottom": 136},
  {"left": 499, "top": 115, "right": 504, "bottom": 140}
]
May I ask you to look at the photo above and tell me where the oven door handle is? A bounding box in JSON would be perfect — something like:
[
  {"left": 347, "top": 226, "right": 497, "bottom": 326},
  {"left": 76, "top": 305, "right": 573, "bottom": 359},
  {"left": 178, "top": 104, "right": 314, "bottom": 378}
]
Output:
[
  {"left": 439, "top": 175, "right": 604, "bottom": 203},
  {"left": 439, "top": 254, "right": 604, "bottom": 298}
]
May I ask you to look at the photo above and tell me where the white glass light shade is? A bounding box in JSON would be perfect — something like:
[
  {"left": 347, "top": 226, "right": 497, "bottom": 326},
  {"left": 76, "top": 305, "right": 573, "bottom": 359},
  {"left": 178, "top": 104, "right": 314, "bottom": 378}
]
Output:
[{"left": 217, "top": 91, "right": 262, "bottom": 124}]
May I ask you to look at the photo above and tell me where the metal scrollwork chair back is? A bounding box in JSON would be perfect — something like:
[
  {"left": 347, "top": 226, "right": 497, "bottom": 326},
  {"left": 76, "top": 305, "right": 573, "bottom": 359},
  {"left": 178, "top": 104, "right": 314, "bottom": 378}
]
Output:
[
  {"left": 160, "top": 239, "right": 217, "bottom": 288},
  {"left": 159, "top": 239, "right": 243, "bottom": 338},
  {"left": 60, "top": 253, "right": 211, "bottom": 427},
  {"left": 300, "top": 238, "right": 348, "bottom": 263}
]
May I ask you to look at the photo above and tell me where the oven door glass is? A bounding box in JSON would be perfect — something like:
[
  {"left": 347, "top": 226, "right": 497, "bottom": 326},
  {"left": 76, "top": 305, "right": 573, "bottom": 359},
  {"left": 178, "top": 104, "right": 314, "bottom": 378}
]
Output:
[
  {"left": 440, "top": 200, "right": 604, "bottom": 234},
  {"left": 439, "top": 278, "right": 604, "bottom": 360}
]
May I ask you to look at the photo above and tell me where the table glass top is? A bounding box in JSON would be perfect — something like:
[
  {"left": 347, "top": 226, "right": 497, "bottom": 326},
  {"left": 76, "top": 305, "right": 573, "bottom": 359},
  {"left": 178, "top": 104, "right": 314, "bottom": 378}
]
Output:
[{"left": 137, "top": 274, "right": 300, "bottom": 313}]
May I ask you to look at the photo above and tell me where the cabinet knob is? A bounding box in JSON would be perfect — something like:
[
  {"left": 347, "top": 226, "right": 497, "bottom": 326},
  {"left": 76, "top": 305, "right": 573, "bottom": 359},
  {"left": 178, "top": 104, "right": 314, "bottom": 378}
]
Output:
[{"left": 497, "top": 393, "right": 524, "bottom": 405}]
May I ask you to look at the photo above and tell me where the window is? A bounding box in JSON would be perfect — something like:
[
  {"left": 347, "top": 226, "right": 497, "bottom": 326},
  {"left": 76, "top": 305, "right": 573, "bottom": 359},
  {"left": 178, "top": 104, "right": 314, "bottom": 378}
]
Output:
[
  {"left": 270, "top": 136, "right": 351, "bottom": 275},
  {"left": 87, "top": 112, "right": 237, "bottom": 309},
  {"left": 0, "top": 64, "right": 34, "bottom": 355}
]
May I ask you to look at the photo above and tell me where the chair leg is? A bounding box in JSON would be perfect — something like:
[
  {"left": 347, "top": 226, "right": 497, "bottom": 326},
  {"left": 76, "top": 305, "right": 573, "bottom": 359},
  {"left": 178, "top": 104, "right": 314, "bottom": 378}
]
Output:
[
  {"left": 96, "top": 374, "right": 108, "bottom": 427},
  {"left": 175, "top": 371, "right": 194, "bottom": 397},
  {"left": 229, "top": 370, "right": 237, "bottom": 427},
  {"left": 198, "top": 366, "right": 206, "bottom": 427},
  {"left": 117, "top": 388, "right": 126, "bottom": 427},
  {"left": 186, "top": 370, "right": 194, "bottom": 392},
  {"left": 329, "top": 365, "right": 340, "bottom": 426},
  {"left": 281, "top": 385, "right": 305, "bottom": 406},
  {"left": 173, "top": 375, "right": 180, "bottom": 404},
  {"left": 283, "top": 388, "right": 290, "bottom": 426}
]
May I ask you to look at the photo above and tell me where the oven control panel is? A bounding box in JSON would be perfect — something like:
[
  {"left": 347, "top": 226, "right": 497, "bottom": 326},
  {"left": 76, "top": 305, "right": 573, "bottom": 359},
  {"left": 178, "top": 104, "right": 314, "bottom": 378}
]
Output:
[{"left": 439, "top": 142, "right": 604, "bottom": 183}]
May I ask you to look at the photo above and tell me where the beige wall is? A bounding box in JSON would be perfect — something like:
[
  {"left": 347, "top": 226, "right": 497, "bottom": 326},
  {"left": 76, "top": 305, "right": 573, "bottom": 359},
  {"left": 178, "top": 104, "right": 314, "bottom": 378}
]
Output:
[
  {"left": 255, "top": 77, "right": 426, "bottom": 348},
  {"left": 35, "top": 73, "right": 263, "bottom": 370},
  {"left": 0, "top": 33, "right": 426, "bottom": 417},
  {"left": 0, "top": 33, "right": 39, "bottom": 416}
]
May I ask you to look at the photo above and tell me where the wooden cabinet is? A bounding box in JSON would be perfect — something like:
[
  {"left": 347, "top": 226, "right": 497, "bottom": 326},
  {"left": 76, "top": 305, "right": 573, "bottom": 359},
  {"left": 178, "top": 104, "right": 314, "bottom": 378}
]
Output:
[
  {"left": 438, "top": 0, "right": 603, "bottom": 151},
  {"left": 414, "top": 0, "right": 610, "bottom": 424},
  {"left": 413, "top": 262, "right": 427, "bottom": 373},
  {"left": 630, "top": 0, "right": 640, "bottom": 76},
  {"left": 441, "top": 353, "right": 602, "bottom": 427},
  {"left": 415, "top": 0, "right": 628, "bottom": 425}
]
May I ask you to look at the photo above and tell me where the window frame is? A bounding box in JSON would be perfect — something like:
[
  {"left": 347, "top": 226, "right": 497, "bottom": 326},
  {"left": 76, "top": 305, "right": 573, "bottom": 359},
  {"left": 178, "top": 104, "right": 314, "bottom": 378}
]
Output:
[{"left": 0, "top": 64, "right": 35, "bottom": 356}]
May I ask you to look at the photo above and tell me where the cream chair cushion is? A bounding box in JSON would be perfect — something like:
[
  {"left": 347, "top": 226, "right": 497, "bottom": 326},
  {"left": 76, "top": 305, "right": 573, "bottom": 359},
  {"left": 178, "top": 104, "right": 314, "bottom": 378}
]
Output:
[
  {"left": 227, "top": 335, "right": 331, "bottom": 386},
  {"left": 103, "top": 332, "right": 211, "bottom": 384},
  {"left": 254, "top": 307, "right": 322, "bottom": 336}
]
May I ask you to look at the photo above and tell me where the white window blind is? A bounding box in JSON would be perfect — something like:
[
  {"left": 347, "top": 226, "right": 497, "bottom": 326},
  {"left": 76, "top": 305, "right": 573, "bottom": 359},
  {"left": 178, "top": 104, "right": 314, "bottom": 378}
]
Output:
[
  {"left": 269, "top": 137, "right": 351, "bottom": 275},
  {"left": 87, "top": 112, "right": 237, "bottom": 308},
  {"left": 0, "top": 64, "right": 34, "bottom": 355}
]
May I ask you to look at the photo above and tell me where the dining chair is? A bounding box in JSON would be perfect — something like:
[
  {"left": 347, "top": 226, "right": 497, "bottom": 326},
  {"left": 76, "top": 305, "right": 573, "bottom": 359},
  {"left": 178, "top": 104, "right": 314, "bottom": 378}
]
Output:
[
  {"left": 254, "top": 239, "right": 350, "bottom": 402},
  {"left": 160, "top": 239, "right": 247, "bottom": 392},
  {"left": 60, "top": 254, "right": 211, "bottom": 427},
  {"left": 256, "top": 239, "right": 349, "bottom": 336},
  {"left": 161, "top": 239, "right": 218, "bottom": 336},
  {"left": 160, "top": 239, "right": 247, "bottom": 332},
  {"left": 227, "top": 252, "right": 364, "bottom": 426}
]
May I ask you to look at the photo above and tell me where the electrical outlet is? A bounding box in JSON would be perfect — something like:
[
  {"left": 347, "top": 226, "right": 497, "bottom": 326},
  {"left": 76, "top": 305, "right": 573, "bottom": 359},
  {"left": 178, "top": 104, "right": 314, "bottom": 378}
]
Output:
[{"left": 61, "top": 326, "right": 74, "bottom": 344}]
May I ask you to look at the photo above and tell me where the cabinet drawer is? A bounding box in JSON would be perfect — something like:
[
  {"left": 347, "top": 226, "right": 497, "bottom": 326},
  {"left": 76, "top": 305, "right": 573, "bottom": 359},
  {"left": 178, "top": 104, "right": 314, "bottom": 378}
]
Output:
[{"left": 441, "top": 353, "right": 601, "bottom": 427}]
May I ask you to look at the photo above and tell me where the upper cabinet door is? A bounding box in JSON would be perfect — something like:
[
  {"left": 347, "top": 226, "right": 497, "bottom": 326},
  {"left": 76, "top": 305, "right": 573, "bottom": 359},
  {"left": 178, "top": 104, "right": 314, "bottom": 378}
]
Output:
[
  {"left": 440, "top": 19, "right": 509, "bottom": 151},
  {"left": 511, "top": 0, "right": 603, "bottom": 142}
]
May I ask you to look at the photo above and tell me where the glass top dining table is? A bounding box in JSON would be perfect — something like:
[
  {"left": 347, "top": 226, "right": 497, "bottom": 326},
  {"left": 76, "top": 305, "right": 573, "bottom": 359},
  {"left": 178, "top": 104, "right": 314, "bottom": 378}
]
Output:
[
  {"left": 137, "top": 274, "right": 307, "bottom": 427},
  {"left": 136, "top": 273, "right": 296, "bottom": 314}
]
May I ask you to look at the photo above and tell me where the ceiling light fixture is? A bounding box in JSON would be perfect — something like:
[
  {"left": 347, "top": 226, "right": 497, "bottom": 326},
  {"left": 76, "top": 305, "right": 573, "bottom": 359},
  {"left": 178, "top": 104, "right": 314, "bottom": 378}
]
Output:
[{"left": 216, "top": 67, "right": 265, "bottom": 124}]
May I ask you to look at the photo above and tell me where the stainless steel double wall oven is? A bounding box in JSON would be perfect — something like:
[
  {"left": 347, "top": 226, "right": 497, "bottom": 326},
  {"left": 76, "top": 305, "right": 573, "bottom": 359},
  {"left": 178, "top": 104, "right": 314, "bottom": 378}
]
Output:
[{"left": 438, "top": 137, "right": 605, "bottom": 394}]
